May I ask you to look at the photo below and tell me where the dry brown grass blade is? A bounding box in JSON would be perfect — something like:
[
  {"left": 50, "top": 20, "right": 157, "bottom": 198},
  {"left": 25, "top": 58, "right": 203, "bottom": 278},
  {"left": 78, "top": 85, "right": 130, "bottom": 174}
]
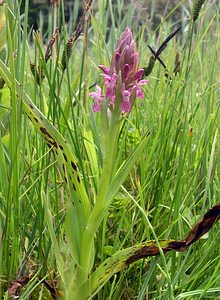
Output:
[
  {"left": 126, "top": 204, "right": 220, "bottom": 265},
  {"left": 45, "top": 28, "right": 59, "bottom": 63},
  {"left": 185, "top": 204, "right": 220, "bottom": 246},
  {"left": 8, "top": 276, "right": 59, "bottom": 300}
]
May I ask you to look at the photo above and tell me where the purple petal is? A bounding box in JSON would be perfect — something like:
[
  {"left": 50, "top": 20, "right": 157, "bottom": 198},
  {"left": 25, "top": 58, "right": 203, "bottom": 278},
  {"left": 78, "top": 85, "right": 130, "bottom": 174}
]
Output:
[
  {"left": 117, "top": 36, "right": 131, "bottom": 55},
  {"left": 119, "top": 28, "right": 133, "bottom": 46},
  {"left": 111, "top": 73, "right": 118, "bottom": 82},
  {"left": 113, "top": 53, "right": 121, "bottom": 72},
  {"left": 96, "top": 86, "right": 102, "bottom": 94},
  {"left": 133, "top": 69, "right": 144, "bottom": 81},
  {"left": 101, "top": 74, "right": 111, "bottom": 84},
  {"left": 98, "top": 65, "right": 110, "bottom": 74},
  {"left": 122, "top": 83, "right": 131, "bottom": 102},
  {"left": 136, "top": 88, "right": 144, "bottom": 98},
  {"left": 121, "top": 100, "right": 131, "bottom": 112},
  {"left": 109, "top": 95, "right": 116, "bottom": 104},
  {"left": 124, "top": 41, "right": 135, "bottom": 64},
  {"left": 131, "top": 52, "right": 139, "bottom": 69},
  {"left": 122, "top": 64, "right": 130, "bottom": 79},
  {"left": 89, "top": 85, "right": 102, "bottom": 99},
  {"left": 119, "top": 45, "right": 129, "bottom": 68},
  {"left": 115, "top": 52, "right": 121, "bottom": 62},
  {"left": 93, "top": 102, "right": 102, "bottom": 112},
  {"left": 138, "top": 79, "right": 148, "bottom": 85},
  {"left": 106, "top": 87, "right": 113, "bottom": 99},
  {"left": 89, "top": 92, "right": 97, "bottom": 98}
]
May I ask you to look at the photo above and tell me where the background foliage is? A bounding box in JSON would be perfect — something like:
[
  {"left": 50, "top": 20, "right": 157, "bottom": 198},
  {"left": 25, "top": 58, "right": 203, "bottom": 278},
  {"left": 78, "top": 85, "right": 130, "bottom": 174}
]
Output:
[{"left": 0, "top": 0, "right": 220, "bottom": 299}]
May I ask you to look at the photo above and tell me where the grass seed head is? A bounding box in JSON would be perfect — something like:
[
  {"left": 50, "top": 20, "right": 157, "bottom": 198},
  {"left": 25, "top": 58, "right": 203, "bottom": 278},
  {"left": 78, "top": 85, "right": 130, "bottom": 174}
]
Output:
[{"left": 193, "top": 0, "right": 206, "bottom": 22}]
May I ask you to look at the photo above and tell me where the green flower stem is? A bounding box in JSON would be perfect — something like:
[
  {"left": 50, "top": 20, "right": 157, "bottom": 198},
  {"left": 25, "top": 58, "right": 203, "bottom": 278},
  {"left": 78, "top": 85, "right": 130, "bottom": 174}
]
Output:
[{"left": 78, "top": 109, "right": 121, "bottom": 289}]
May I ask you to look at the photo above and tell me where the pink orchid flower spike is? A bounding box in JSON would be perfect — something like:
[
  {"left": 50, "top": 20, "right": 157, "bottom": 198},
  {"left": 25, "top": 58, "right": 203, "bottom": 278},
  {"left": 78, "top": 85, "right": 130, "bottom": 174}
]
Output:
[{"left": 90, "top": 28, "right": 148, "bottom": 113}]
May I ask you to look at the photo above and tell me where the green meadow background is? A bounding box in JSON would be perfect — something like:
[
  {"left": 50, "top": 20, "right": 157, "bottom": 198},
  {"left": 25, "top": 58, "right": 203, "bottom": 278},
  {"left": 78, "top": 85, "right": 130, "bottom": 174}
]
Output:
[{"left": 0, "top": 0, "right": 219, "bottom": 299}]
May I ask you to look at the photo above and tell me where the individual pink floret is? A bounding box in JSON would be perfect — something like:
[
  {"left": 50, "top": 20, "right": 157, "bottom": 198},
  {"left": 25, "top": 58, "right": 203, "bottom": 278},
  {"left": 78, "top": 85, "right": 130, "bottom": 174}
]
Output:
[
  {"left": 135, "top": 80, "right": 148, "bottom": 99},
  {"left": 121, "top": 83, "right": 131, "bottom": 112},
  {"left": 89, "top": 86, "right": 104, "bottom": 112}
]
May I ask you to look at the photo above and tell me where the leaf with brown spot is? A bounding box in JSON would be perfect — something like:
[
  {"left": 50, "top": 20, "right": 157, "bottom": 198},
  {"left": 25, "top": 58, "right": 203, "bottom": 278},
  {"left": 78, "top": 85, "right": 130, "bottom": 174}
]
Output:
[{"left": 76, "top": 204, "right": 220, "bottom": 299}]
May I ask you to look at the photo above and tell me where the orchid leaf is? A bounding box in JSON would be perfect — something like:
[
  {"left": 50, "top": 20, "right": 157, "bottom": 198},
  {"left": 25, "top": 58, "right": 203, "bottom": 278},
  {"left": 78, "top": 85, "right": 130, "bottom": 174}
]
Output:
[{"left": 76, "top": 204, "right": 220, "bottom": 298}]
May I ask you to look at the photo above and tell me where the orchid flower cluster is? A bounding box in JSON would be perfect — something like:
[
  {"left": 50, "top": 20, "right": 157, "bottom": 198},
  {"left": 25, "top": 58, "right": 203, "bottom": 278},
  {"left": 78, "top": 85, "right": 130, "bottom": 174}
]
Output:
[{"left": 89, "top": 28, "right": 148, "bottom": 113}]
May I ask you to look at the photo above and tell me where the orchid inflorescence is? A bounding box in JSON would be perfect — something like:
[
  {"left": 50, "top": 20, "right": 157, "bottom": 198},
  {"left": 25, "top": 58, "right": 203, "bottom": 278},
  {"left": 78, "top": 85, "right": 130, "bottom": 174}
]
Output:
[{"left": 89, "top": 28, "right": 148, "bottom": 113}]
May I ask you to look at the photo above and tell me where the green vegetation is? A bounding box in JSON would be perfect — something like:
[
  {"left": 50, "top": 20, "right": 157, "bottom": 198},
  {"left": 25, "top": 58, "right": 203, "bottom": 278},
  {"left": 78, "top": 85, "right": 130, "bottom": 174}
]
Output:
[{"left": 0, "top": 0, "right": 219, "bottom": 299}]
